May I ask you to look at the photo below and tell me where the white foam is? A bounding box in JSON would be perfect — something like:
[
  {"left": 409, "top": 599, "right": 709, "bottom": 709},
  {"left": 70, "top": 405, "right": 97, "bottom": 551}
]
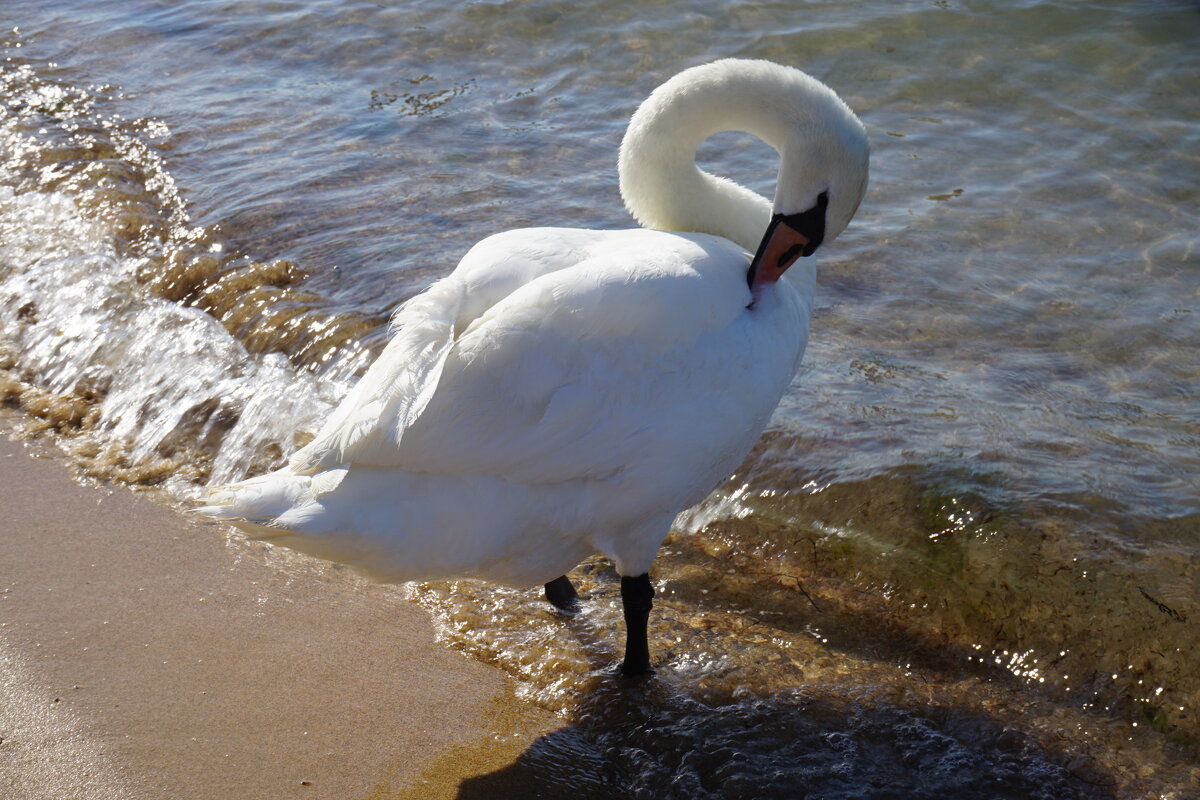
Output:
[{"left": 0, "top": 186, "right": 348, "bottom": 492}]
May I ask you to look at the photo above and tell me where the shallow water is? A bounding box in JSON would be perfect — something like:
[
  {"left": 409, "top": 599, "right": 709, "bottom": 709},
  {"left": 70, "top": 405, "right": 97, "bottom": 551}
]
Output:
[{"left": 1, "top": 0, "right": 1198, "bottom": 796}]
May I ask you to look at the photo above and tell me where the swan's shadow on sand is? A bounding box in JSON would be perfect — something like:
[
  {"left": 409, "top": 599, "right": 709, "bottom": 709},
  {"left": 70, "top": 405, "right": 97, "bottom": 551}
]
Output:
[{"left": 455, "top": 609, "right": 1118, "bottom": 800}]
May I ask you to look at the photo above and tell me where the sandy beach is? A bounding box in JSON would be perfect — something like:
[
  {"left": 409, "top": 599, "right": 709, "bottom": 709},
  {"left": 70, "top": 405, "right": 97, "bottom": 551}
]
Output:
[{"left": 0, "top": 427, "right": 564, "bottom": 799}]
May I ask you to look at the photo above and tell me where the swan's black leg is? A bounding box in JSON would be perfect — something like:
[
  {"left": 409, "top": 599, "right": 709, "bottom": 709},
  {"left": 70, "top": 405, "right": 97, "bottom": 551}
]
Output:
[
  {"left": 544, "top": 575, "right": 579, "bottom": 610},
  {"left": 619, "top": 573, "right": 655, "bottom": 676}
]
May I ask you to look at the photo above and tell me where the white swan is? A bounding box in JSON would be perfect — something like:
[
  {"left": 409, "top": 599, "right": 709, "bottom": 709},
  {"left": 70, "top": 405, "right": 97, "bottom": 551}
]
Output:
[{"left": 200, "top": 59, "right": 869, "bottom": 675}]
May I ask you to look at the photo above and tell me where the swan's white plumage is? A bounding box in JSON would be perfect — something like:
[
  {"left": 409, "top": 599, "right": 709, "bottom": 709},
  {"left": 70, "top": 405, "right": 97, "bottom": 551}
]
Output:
[{"left": 200, "top": 58, "right": 867, "bottom": 587}]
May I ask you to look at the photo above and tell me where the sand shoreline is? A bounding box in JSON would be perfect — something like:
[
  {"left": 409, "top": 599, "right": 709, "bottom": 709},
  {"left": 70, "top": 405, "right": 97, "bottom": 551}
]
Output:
[{"left": 0, "top": 427, "right": 561, "bottom": 799}]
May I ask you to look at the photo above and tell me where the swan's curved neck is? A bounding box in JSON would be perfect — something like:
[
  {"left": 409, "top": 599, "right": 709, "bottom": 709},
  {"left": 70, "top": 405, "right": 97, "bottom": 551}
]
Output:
[
  {"left": 618, "top": 60, "right": 869, "bottom": 270},
  {"left": 618, "top": 69, "right": 794, "bottom": 251}
]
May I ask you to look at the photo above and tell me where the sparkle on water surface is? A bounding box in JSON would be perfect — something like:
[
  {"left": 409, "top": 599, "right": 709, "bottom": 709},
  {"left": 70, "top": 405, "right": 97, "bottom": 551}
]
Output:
[{"left": 1, "top": 2, "right": 1198, "bottom": 796}]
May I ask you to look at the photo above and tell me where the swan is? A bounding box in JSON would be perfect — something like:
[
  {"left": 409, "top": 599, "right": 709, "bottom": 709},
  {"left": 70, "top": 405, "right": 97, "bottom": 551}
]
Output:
[{"left": 200, "top": 59, "right": 869, "bottom": 676}]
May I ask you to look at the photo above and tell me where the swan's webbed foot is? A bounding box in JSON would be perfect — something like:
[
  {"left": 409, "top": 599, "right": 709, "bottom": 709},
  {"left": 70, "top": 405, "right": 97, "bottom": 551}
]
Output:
[
  {"left": 544, "top": 574, "right": 579, "bottom": 610},
  {"left": 619, "top": 573, "right": 655, "bottom": 677}
]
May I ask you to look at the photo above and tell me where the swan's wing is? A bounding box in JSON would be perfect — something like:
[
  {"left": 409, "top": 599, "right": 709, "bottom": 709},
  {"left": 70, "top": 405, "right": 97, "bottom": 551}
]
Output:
[
  {"left": 340, "top": 230, "right": 766, "bottom": 486},
  {"left": 288, "top": 228, "right": 617, "bottom": 474},
  {"left": 287, "top": 279, "right": 463, "bottom": 474}
]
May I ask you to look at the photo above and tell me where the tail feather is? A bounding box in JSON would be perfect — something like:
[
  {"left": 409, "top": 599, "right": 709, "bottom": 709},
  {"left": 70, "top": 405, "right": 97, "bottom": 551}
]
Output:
[{"left": 196, "top": 467, "right": 345, "bottom": 538}]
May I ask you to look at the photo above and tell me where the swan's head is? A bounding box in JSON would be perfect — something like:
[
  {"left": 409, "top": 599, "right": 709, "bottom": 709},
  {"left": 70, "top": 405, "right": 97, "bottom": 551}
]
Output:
[
  {"left": 747, "top": 63, "right": 870, "bottom": 286},
  {"left": 771, "top": 76, "right": 870, "bottom": 246}
]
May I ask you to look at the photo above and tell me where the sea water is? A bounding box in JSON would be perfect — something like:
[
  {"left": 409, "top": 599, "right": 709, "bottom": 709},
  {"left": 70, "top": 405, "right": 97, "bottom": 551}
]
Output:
[{"left": 1, "top": 1, "right": 1197, "bottom": 796}]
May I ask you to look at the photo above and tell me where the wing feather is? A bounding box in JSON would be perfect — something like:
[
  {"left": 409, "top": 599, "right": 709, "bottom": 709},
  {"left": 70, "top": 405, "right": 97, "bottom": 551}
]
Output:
[{"left": 288, "top": 279, "right": 464, "bottom": 473}]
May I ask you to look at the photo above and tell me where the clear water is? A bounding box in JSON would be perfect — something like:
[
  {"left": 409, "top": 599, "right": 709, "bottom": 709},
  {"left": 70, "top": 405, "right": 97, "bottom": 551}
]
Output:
[{"left": 2, "top": 1, "right": 1198, "bottom": 796}]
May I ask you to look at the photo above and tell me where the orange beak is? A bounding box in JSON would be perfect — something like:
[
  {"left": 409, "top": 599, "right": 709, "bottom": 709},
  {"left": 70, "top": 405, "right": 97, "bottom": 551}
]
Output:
[
  {"left": 747, "top": 191, "right": 829, "bottom": 295},
  {"left": 747, "top": 217, "right": 812, "bottom": 290}
]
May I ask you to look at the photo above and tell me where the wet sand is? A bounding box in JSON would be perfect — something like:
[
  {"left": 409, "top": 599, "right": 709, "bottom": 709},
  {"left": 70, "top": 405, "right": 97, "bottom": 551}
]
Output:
[{"left": 0, "top": 427, "right": 561, "bottom": 799}]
